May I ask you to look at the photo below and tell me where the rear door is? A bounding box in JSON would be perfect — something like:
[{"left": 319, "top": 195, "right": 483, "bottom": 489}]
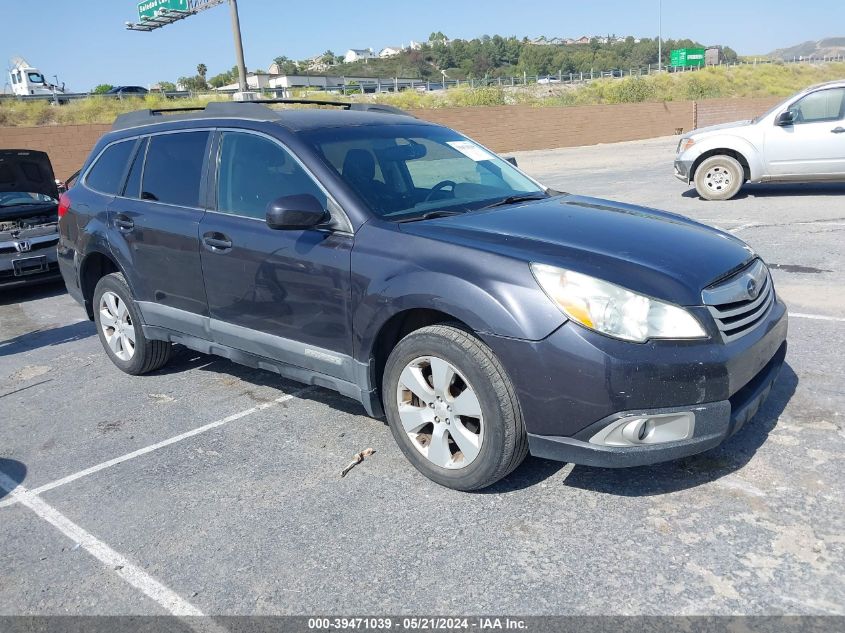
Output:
[
  {"left": 764, "top": 87, "right": 845, "bottom": 177},
  {"left": 197, "top": 130, "right": 355, "bottom": 381},
  {"left": 107, "top": 130, "right": 212, "bottom": 334}
]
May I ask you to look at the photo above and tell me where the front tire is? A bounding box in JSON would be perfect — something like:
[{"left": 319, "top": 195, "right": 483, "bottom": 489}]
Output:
[
  {"left": 694, "top": 155, "right": 744, "bottom": 200},
  {"left": 93, "top": 273, "right": 171, "bottom": 375},
  {"left": 382, "top": 325, "right": 527, "bottom": 491}
]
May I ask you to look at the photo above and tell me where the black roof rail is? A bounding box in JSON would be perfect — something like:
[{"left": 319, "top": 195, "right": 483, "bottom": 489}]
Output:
[{"left": 112, "top": 99, "right": 413, "bottom": 131}]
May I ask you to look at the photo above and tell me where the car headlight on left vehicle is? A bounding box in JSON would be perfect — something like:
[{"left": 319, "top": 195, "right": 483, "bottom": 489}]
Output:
[
  {"left": 677, "top": 137, "right": 696, "bottom": 154},
  {"left": 530, "top": 263, "right": 707, "bottom": 343}
]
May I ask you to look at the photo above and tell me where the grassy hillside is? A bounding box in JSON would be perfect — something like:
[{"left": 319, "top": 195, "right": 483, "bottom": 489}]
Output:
[{"left": 2, "top": 62, "right": 843, "bottom": 127}]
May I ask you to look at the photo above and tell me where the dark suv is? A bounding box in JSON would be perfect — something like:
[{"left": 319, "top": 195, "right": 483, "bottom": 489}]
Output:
[{"left": 58, "top": 101, "right": 788, "bottom": 490}]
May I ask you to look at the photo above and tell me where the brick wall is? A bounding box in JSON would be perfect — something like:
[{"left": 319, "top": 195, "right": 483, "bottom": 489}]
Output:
[
  {"left": 694, "top": 97, "right": 782, "bottom": 129},
  {"left": 0, "top": 97, "right": 789, "bottom": 178},
  {"left": 0, "top": 124, "right": 110, "bottom": 181},
  {"left": 411, "top": 102, "right": 694, "bottom": 152}
]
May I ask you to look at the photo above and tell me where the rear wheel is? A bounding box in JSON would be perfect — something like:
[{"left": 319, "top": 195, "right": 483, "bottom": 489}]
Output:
[
  {"left": 382, "top": 325, "right": 527, "bottom": 491},
  {"left": 694, "top": 155, "right": 744, "bottom": 200},
  {"left": 93, "top": 273, "right": 171, "bottom": 375}
]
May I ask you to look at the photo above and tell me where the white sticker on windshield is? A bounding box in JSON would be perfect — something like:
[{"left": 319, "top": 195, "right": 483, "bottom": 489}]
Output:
[{"left": 446, "top": 140, "right": 495, "bottom": 162}]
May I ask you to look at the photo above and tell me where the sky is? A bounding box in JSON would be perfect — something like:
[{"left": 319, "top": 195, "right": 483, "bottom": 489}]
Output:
[{"left": 2, "top": 0, "right": 843, "bottom": 91}]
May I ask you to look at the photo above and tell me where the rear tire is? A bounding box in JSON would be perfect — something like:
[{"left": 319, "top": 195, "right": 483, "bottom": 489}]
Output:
[
  {"left": 694, "top": 155, "right": 744, "bottom": 200},
  {"left": 93, "top": 273, "right": 171, "bottom": 375},
  {"left": 382, "top": 325, "right": 527, "bottom": 491}
]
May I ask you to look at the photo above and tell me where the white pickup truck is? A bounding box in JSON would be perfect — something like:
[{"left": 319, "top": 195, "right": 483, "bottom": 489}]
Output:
[{"left": 675, "top": 80, "right": 845, "bottom": 200}]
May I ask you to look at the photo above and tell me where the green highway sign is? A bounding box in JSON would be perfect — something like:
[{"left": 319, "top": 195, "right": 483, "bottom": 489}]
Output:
[
  {"left": 670, "top": 48, "right": 706, "bottom": 68},
  {"left": 138, "top": 0, "right": 190, "bottom": 21}
]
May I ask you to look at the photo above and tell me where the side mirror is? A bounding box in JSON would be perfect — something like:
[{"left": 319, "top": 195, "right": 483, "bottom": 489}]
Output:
[
  {"left": 504, "top": 156, "right": 518, "bottom": 167},
  {"left": 266, "top": 194, "right": 328, "bottom": 230},
  {"left": 776, "top": 111, "right": 795, "bottom": 126}
]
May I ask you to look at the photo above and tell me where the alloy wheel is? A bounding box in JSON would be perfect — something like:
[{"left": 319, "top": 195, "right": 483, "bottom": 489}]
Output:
[
  {"left": 395, "top": 356, "right": 484, "bottom": 469},
  {"left": 98, "top": 291, "right": 136, "bottom": 361}
]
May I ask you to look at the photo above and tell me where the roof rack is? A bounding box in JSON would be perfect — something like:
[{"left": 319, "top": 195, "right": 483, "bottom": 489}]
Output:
[{"left": 112, "top": 99, "right": 412, "bottom": 131}]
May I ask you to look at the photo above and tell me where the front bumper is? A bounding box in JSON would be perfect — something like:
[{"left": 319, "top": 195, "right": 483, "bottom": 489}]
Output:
[
  {"left": 0, "top": 242, "right": 61, "bottom": 289},
  {"left": 484, "top": 296, "right": 788, "bottom": 468},
  {"left": 674, "top": 157, "right": 694, "bottom": 183}
]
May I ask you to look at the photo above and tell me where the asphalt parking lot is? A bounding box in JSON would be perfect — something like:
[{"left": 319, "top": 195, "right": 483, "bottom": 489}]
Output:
[{"left": 1, "top": 135, "right": 843, "bottom": 616}]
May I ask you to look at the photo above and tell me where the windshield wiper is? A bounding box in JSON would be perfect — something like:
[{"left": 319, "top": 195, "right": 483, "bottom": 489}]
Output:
[
  {"left": 480, "top": 193, "right": 549, "bottom": 210},
  {"left": 397, "top": 210, "right": 467, "bottom": 223}
]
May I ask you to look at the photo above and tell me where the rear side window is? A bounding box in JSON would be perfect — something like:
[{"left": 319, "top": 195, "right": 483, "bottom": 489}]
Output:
[
  {"left": 142, "top": 131, "right": 210, "bottom": 207},
  {"left": 86, "top": 140, "right": 135, "bottom": 195}
]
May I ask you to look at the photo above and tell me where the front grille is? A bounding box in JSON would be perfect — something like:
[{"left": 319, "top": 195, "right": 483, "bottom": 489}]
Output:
[{"left": 703, "top": 260, "right": 774, "bottom": 342}]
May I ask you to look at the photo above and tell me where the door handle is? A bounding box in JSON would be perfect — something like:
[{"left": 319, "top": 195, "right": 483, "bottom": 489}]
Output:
[
  {"left": 114, "top": 214, "right": 134, "bottom": 231},
  {"left": 202, "top": 232, "right": 233, "bottom": 251},
  {"left": 832, "top": 127, "right": 845, "bottom": 134}
]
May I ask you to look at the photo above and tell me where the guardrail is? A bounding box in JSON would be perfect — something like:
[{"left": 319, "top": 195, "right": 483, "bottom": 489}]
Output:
[{"left": 3, "top": 56, "right": 843, "bottom": 102}]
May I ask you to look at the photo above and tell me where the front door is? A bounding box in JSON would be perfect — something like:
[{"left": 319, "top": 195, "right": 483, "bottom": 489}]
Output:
[
  {"left": 764, "top": 87, "right": 845, "bottom": 178},
  {"left": 198, "top": 130, "right": 354, "bottom": 381}
]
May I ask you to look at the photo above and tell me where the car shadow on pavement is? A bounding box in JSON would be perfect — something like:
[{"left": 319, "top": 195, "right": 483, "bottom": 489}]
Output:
[
  {"left": 0, "top": 280, "right": 66, "bottom": 306},
  {"left": 560, "top": 363, "right": 798, "bottom": 497},
  {"left": 683, "top": 182, "right": 845, "bottom": 200},
  {"left": 0, "top": 320, "right": 95, "bottom": 358},
  {"left": 0, "top": 458, "right": 27, "bottom": 501}
]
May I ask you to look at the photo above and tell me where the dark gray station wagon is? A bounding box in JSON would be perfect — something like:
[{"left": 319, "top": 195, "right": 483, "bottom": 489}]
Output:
[{"left": 58, "top": 101, "right": 788, "bottom": 490}]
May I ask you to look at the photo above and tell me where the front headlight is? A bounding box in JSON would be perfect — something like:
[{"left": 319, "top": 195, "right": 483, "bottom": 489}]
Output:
[
  {"left": 677, "top": 137, "right": 696, "bottom": 154},
  {"left": 530, "top": 263, "right": 707, "bottom": 343}
]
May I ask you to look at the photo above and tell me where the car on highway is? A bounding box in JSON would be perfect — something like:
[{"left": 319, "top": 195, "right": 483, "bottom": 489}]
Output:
[
  {"left": 675, "top": 80, "right": 845, "bottom": 200},
  {"left": 58, "top": 101, "right": 787, "bottom": 490},
  {"left": 105, "top": 86, "right": 149, "bottom": 98},
  {"left": 0, "top": 149, "right": 62, "bottom": 289}
]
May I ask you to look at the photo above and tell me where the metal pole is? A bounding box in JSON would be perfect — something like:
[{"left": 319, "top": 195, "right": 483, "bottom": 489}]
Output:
[
  {"left": 229, "top": 0, "right": 248, "bottom": 92},
  {"left": 658, "top": 0, "right": 662, "bottom": 72}
]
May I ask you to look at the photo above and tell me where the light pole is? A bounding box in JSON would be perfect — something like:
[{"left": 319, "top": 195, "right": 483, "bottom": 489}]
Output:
[
  {"left": 658, "top": 0, "right": 663, "bottom": 72},
  {"left": 228, "top": 0, "right": 248, "bottom": 92}
]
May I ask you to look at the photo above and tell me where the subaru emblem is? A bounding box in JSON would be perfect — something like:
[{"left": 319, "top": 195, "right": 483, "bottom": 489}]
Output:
[{"left": 746, "top": 278, "right": 758, "bottom": 299}]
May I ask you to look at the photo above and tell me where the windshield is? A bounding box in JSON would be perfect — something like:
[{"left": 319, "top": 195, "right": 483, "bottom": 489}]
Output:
[
  {"left": 301, "top": 124, "right": 545, "bottom": 220},
  {"left": 0, "top": 191, "right": 57, "bottom": 207},
  {"left": 752, "top": 93, "right": 799, "bottom": 123}
]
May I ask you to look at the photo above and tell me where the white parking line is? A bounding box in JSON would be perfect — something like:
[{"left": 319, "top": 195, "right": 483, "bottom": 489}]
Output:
[
  {"left": 0, "top": 387, "right": 314, "bottom": 509},
  {"left": 0, "top": 471, "right": 205, "bottom": 616},
  {"left": 790, "top": 312, "right": 845, "bottom": 323}
]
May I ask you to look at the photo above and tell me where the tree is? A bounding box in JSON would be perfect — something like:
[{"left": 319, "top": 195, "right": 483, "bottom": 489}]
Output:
[
  {"left": 321, "top": 50, "right": 336, "bottom": 66},
  {"left": 178, "top": 75, "right": 209, "bottom": 92},
  {"left": 92, "top": 84, "right": 114, "bottom": 94},
  {"left": 196, "top": 63, "right": 207, "bottom": 78},
  {"left": 157, "top": 81, "right": 177, "bottom": 92}
]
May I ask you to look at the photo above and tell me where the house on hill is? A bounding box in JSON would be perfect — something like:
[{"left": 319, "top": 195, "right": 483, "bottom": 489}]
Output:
[{"left": 344, "top": 48, "right": 375, "bottom": 63}]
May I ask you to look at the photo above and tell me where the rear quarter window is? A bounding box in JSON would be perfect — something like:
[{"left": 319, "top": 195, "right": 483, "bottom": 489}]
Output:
[{"left": 86, "top": 140, "right": 136, "bottom": 195}]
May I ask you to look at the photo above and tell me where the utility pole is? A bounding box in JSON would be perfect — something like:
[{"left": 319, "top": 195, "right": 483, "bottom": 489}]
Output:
[
  {"left": 229, "top": 0, "right": 248, "bottom": 92},
  {"left": 658, "top": 0, "right": 663, "bottom": 72}
]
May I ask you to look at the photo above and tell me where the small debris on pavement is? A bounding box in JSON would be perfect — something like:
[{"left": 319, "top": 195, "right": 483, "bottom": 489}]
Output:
[{"left": 341, "top": 448, "right": 376, "bottom": 477}]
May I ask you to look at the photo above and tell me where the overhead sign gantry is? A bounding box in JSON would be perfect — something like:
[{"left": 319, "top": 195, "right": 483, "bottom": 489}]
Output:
[{"left": 125, "top": 0, "right": 248, "bottom": 94}]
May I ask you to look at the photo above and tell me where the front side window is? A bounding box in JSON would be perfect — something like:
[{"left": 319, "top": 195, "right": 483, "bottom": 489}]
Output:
[
  {"left": 216, "top": 132, "right": 327, "bottom": 220},
  {"left": 302, "top": 124, "right": 543, "bottom": 220},
  {"left": 86, "top": 140, "right": 136, "bottom": 195},
  {"left": 27, "top": 72, "right": 45, "bottom": 84},
  {"left": 142, "top": 131, "right": 210, "bottom": 207},
  {"left": 788, "top": 88, "right": 845, "bottom": 123}
]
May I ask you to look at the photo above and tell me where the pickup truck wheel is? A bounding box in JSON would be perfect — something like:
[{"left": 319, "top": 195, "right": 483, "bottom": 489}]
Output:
[
  {"left": 382, "top": 325, "right": 527, "bottom": 491},
  {"left": 694, "top": 155, "right": 744, "bottom": 200},
  {"left": 93, "top": 273, "right": 171, "bottom": 375}
]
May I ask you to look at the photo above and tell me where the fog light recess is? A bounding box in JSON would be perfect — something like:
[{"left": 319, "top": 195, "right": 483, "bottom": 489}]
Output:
[{"left": 589, "top": 412, "right": 695, "bottom": 447}]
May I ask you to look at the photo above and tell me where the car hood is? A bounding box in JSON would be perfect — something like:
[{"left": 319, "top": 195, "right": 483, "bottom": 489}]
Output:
[
  {"left": 0, "top": 149, "right": 59, "bottom": 200},
  {"left": 689, "top": 119, "right": 753, "bottom": 138},
  {"left": 398, "top": 194, "right": 756, "bottom": 306}
]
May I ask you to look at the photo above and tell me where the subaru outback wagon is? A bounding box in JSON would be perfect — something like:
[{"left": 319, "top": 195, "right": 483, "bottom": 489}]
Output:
[{"left": 58, "top": 101, "right": 788, "bottom": 490}]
